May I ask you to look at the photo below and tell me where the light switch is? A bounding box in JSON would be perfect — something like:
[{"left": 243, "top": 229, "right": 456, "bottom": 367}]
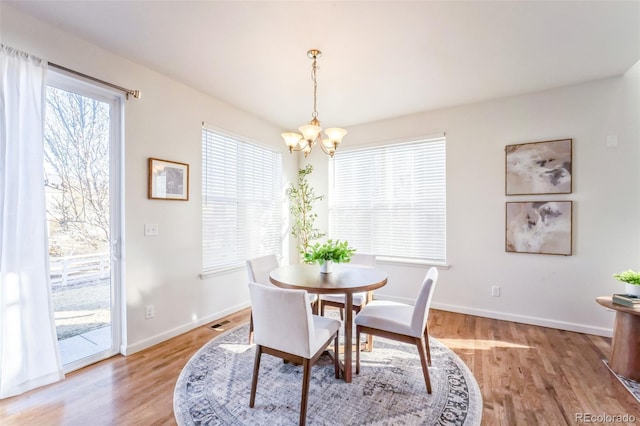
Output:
[
  {"left": 606, "top": 135, "right": 618, "bottom": 148},
  {"left": 144, "top": 223, "right": 159, "bottom": 236}
]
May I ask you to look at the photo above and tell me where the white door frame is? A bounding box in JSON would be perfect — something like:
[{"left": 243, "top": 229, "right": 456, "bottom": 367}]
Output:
[{"left": 47, "top": 70, "right": 124, "bottom": 372}]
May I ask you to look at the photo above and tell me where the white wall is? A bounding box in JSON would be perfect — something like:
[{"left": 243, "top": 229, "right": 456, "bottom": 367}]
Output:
[
  {"left": 3, "top": 4, "right": 638, "bottom": 353},
  {"left": 1, "top": 5, "right": 297, "bottom": 354},
  {"left": 311, "top": 67, "right": 640, "bottom": 337}
]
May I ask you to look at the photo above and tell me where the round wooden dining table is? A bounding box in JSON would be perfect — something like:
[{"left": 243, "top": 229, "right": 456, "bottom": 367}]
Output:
[{"left": 270, "top": 263, "right": 388, "bottom": 383}]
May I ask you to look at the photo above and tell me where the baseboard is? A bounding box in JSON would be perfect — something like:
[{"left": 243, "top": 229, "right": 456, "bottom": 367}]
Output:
[
  {"left": 120, "top": 294, "right": 614, "bottom": 356},
  {"left": 120, "top": 301, "right": 250, "bottom": 356},
  {"left": 375, "top": 293, "right": 613, "bottom": 338}
]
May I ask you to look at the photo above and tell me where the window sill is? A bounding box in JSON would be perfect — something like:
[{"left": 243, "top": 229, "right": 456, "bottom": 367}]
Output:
[
  {"left": 200, "top": 263, "right": 245, "bottom": 279},
  {"left": 376, "top": 257, "right": 450, "bottom": 269}
]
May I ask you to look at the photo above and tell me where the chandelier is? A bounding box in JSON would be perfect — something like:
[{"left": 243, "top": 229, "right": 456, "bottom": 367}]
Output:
[{"left": 281, "top": 49, "right": 347, "bottom": 158}]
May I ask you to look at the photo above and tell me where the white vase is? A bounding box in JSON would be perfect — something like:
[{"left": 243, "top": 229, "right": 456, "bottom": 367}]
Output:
[
  {"left": 320, "top": 260, "right": 333, "bottom": 274},
  {"left": 625, "top": 283, "right": 640, "bottom": 297}
]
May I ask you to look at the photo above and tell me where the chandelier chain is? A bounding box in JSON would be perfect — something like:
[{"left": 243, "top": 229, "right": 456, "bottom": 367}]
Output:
[{"left": 311, "top": 56, "right": 318, "bottom": 120}]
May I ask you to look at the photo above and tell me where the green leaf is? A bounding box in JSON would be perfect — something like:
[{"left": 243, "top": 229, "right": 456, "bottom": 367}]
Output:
[
  {"left": 303, "top": 239, "right": 357, "bottom": 264},
  {"left": 613, "top": 269, "right": 640, "bottom": 285}
]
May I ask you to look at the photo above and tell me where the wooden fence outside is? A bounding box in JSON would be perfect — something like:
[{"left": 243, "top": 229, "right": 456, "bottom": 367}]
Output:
[{"left": 49, "top": 252, "right": 110, "bottom": 287}]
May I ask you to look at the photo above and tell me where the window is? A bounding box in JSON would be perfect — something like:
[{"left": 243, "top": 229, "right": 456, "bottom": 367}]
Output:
[
  {"left": 202, "top": 127, "right": 282, "bottom": 273},
  {"left": 329, "top": 137, "right": 446, "bottom": 263}
]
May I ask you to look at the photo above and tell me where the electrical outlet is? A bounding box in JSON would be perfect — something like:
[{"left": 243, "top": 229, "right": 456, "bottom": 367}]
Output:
[
  {"left": 145, "top": 304, "right": 155, "bottom": 319},
  {"left": 144, "top": 223, "right": 159, "bottom": 236},
  {"left": 491, "top": 286, "right": 501, "bottom": 297}
]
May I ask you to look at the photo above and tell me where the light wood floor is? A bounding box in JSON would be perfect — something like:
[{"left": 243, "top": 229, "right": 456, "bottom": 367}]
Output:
[{"left": 1, "top": 308, "right": 638, "bottom": 425}]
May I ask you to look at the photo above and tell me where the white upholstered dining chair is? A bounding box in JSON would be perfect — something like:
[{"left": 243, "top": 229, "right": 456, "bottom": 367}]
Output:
[
  {"left": 248, "top": 281, "right": 341, "bottom": 426},
  {"left": 246, "top": 254, "right": 280, "bottom": 286},
  {"left": 246, "top": 254, "right": 318, "bottom": 343},
  {"left": 355, "top": 267, "right": 438, "bottom": 393},
  {"left": 319, "top": 253, "right": 377, "bottom": 319}
]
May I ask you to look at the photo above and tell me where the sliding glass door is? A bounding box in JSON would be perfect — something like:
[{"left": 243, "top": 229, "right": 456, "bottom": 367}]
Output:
[{"left": 44, "top": 72, "right": 123, "bottom": 371}]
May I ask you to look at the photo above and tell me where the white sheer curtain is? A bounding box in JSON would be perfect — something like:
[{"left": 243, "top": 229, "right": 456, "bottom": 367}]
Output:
[{"left": 0, "top": 45, "right": 64, "bottom": 398}]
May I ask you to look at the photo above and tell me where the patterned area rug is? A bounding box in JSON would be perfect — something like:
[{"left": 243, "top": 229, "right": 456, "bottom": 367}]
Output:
[
  {"left": 604, "top": 360, "right": 640, "bottom": 404},
  {"left": 174, "top": 323, "right": 482, "bottom": 425}
]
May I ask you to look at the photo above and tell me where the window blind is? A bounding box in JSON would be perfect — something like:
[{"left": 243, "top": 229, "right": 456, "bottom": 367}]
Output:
[
  {"left": 202, "top": 127, "right": 282, "bottom": 273},
  {"left": 329, "top": 138, "right": 446, "bottom": 263}
]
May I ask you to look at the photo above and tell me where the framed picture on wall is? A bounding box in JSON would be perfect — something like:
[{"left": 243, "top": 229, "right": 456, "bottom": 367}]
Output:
[
  {"left": 505, "top": 138, "right": 572, "bottom": 195},
  {"left": 148, "top": 158, "right": 189, "bottom": 201},
  {"left": 505, "top": 201, "right": 572, "bottom": 255}
]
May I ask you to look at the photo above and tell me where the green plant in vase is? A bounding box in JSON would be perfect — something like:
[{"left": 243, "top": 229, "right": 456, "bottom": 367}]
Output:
[
  {"left": 613, "top": 269, "right": 640, "bottom": 297},
  {"left": 304, "top": 239, "right": 356, "bottom": 273}
]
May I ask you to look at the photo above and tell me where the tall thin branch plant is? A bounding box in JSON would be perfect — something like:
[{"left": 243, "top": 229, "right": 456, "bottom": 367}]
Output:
[{"left": 287, "top": 164, "right": 325, "bottom": 258}]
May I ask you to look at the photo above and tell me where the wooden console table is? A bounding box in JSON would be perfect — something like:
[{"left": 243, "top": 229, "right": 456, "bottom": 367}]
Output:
[{"left": 596, "top": 296, "right": 640, "bottom": 381}]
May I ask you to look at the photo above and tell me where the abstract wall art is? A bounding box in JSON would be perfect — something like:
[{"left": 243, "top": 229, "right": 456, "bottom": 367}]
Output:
[
  {"left": 505, "top": 139, "right": 572, "bottom": 195},
  {"left": 505, "top": 201, "right": 572, "bottom": 255}
]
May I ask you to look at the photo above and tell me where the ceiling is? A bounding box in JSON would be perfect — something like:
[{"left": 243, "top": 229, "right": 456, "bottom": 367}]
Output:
[{"left": 5, "top": 1, "right": 640, "bottom": 130}]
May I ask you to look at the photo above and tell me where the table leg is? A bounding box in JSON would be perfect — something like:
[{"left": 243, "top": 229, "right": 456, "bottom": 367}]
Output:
[
  {"left": 610, "top": 311, "right": 640, "bottom": 381},
  {"left": 344, "top": 293, "right": 353, "bottom": 382}
]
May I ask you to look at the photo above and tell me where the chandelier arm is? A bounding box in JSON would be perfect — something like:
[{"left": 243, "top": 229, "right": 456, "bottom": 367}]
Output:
[
  {"left": 318, "top": 140, "right": 328, "bottom": 154},
  {"left": 317, "top": 138, "right": 337, "bottom": 157},
  {"left": 288, "top": 141, "right": 312, "bottom": 153}
]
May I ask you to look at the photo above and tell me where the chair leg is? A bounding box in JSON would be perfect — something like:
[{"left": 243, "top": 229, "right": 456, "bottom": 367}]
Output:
[
  {"left": 248, "top": 313, "right": 254, "bottom": 344},
  {"left": 334, "top": 331, "right": 340, "bottom": 379},
  {"left": 355, "top": 326, "right": 361, "bottom": 375},
  {"left": 320, "top": 299, "right": 325, "bottom": 317},
  {"left": 300, "top": 359, "right": 311, "bottom": 426},
  {"left": 249, "top": 345, "right": 263, "bottom": 407},
  {"left": 424, "top": 322, "right": 431, "bottom": 366},
  {"left": 415, "top": 337, "right": 432, "bottom": 394},
  {"left": 363, "top": 292, "right": 374, "bottom": 352},
  {"left": 339, "top": 308, "right": 344, "bottom": 321},
  {"left": 353, "top": 305, "right": 374, "bottom": 352}
]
